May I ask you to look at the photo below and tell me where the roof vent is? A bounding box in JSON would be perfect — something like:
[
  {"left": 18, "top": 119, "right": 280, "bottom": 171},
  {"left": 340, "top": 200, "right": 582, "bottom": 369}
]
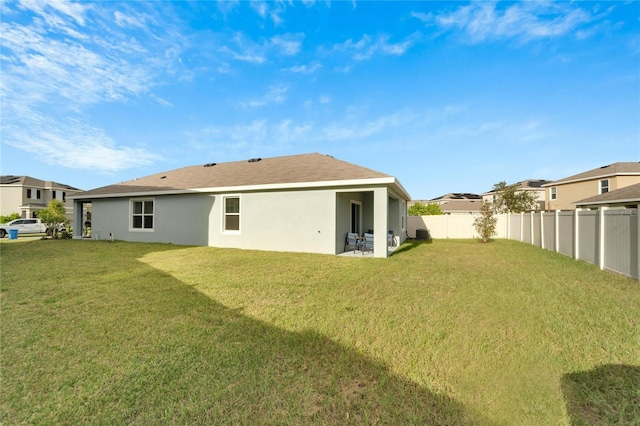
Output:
[
  {"left": 204, "top": 163, "right": 217, "bottom": 167},
  {"left": 600, "top": 164, "right": 611, "bottom": 169},
  {"left": 160, "top": 176, "right": 167, "bottom": 179},
  {"left": 248, "top": 158, "right": 262, "bottom": 163}
]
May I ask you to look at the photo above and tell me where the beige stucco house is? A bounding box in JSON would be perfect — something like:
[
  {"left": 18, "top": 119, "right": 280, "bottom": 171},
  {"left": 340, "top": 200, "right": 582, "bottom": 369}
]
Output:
[
  {"left": 69, "top": 153, "right": 410, "bottom": 258},
  {"left": 481, "top": 180, "right": 550, "bottom": 211},
  {"left": 574, "top": 182, "right": 640, "bottom": 209},
  {"left": 543, "top": 162, "right": 640, "bottom": 210},
  {"left": 0, "top": 175, "right": 82, "bottom": 219}
]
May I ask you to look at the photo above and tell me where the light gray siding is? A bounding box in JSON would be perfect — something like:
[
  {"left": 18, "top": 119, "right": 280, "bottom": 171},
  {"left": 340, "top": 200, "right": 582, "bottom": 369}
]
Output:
[
  {"left": 92, "top": 194, "right": 215, "bottom": 245},
  {"left": 210, "top": 189, "right": 337, "bottom": 254}
]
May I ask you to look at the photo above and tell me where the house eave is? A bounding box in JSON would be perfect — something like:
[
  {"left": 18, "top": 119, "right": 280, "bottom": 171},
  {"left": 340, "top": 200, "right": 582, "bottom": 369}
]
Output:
[
  {"left": 542, "top": 172, "right": 640, "bottom": 187},
  {"left": 69, "top": 177, "right": 411, "bottom": 201},
  {"left": 573, "top": 197, "right": 640, "bottom": 206}
]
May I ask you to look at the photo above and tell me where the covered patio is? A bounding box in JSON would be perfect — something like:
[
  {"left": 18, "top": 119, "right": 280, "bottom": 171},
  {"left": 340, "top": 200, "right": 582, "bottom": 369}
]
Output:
[{"left": 335, "top": 186, "right": 407, "bottom": 258}]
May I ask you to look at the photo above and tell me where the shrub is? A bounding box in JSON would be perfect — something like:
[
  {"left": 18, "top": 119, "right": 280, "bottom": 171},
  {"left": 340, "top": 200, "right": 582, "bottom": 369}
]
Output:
[
  {"left": 0, "top": 213, "right": 21, "bottom": 224},
  {"left": 473, "top": 201, "right": 497, "bottom": 243},
  {"left": 409, "top": 202, "right": 444, "bottom": 216}
]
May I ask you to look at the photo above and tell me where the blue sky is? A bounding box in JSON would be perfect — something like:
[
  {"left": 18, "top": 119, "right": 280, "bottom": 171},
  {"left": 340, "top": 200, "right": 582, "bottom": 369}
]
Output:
[{"left": 1, "top": 0, "right": 638, "bottom": 200}]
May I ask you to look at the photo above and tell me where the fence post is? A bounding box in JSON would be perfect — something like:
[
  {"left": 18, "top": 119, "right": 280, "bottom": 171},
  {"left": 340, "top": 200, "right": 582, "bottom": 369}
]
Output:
[
  {"left": 598, "top": 207, "right": 607, "bottom": 270},
  {"left": 506, "top": 213, "right": 510, "bottom": 240},
  {"left": 555, "top": 210, "right": 560, "bottom": 253},
  {"left": 574, "top": 208, "right": 580, "bottom": 260},
  {"left": 540, "top": 211, "right": 545, "bottom": 249},
  {"left": 520, "top": 212, "right": 524, "bottom": 241}
]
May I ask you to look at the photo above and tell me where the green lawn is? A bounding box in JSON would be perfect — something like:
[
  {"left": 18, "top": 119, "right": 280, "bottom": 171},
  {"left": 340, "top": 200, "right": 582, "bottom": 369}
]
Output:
[{"left": 1, "top": 239, "right": 638, "bottom": 425}]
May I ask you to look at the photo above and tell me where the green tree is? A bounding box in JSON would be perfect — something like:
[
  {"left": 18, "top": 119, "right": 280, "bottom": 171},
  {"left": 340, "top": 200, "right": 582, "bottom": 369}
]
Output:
[
  {"left": 408, "top": 202, "right": 444, "bottom": 216},
  {"left": 492, "top": 181, "right": 538, "bottom": 213},
  {"left": 38, "top": 200, "right": 69, "bottom": 239},
  {"left": 0, "top": 212, "right": 21, "bottom": 224},
  {"left": 473, "top": 201, "right": 497, "bottom": 243}
]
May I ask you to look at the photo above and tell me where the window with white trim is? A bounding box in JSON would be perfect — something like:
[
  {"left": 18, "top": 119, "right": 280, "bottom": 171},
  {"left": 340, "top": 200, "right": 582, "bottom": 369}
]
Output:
[
  {"left": 223, "top": 196, "right": 240, "bottom": 232},
  {"left": 550, "top": 187, "right": 557, "bottom": 200},
  {"left": 599, "top": 179, "right": 609, "bottom": 194},
  {"left": 131, "top": 199, "right": 154, "bottom": 231},
  {"left": 26, "top": 188, "right": 41, "bottom": 199}
]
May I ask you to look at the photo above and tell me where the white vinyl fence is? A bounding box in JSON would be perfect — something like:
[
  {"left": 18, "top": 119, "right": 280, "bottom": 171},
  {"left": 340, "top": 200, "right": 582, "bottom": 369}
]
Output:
[{"left": 408, "top": 207, "right": 640, "bottom": 281}]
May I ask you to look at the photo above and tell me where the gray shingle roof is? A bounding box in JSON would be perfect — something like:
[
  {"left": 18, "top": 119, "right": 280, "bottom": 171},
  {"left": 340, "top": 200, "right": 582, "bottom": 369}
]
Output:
[
  {"left": 431, "top": 193, "right": 481, "bottom": 201},
  {"left": 0, "top": 175, "right": 81, "bottom": 190},
  {"left": 74, "top": 153, "right": 402, "bottom": 198},
  {"left": 544, "top": 162, "right": 640, "bottom": 186},
  {"left": 482, "top": 179, "right": 551, "bottom": 195},
  {"left": 574, "top": 182, "right": 640, "bottom": 206},
  {"left": 439, "top": 200, "right": 483, "bottom": 212}
]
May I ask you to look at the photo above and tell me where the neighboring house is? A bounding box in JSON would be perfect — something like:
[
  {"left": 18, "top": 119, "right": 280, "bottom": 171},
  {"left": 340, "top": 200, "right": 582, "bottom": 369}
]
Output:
[
  {"left": 481, "top": 180, "right": 550, "bottom": 211},
  {"left": 69, "top": 153, "right": 410, "bottom": 258},
  {"left": 543, "top": 162, "right": 640, "bottom": 210},
  {"left": 574, "top": 182, "right": 640, "bottom": 209},
  {"left": 0, "top": 175, "right": 82, "bottom": 219},
  {"left": 428, "top": 193, "right": 482, "bottom": 214}
]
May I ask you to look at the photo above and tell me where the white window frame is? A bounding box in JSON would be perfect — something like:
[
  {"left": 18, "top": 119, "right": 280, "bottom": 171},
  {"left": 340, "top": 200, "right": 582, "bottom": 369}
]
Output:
[
  {"left": 130, "top": 198, "right": 155, "bottom": 232},
  {"left": 550, "top": 187, "right": 557, "bottom": 200},
  {"left": 222, "top": 195, "right": 241, "bottom": 234},
  {"left": 599, "top": 179, "right": 609, "bottom": 194}
]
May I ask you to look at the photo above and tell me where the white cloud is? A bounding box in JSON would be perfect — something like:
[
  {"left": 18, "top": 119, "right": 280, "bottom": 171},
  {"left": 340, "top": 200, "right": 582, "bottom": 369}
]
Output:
[
  {"left": 322, "top": 110, "right": 416, "bottom": 140},
  {"left": 3, "top": 108, "right": 159, "bottom": 172},
  {"left": 242, "top": 85, "right": 288, "bottom": 107},
  {"left": 250, "top": 0, "right": 268, "bottom": 18},
  {"left": 250, "top": 0, "right": 285, "bottom": 26},
  {"left": 18, "top": 0, "right": 91, "bottom": 27},
  {"left": 1, "top": 1, "right": 186, "bottom": 172},
  {"left": 221, "top": 32, "right": 303, "bottom": 64},
  {"left": 270, "top": 33, "right": 304, "bottom": 55},
  {"left": 422, "top": 2, "right": 598, "bottom": 43},
  {"left": 333, "top": 32, "right": 419, "bottom": 60},
  {"left": 188, "top": 118, "right": 313, "bottom": 156},
  {"left": 114, "top": 10, "right": 147, "bottom": 29},
  {"left": 285, "top": 62, "right": 322, "bottom": 73}
]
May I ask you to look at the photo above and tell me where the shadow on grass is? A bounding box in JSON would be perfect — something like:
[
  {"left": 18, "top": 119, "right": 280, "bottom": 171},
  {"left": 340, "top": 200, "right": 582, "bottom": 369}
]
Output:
[
  {"left": 2, "top": 241, "right": 487, "bottom": 425},
  {"left": 562, "top": 364, "right": 640, "bottom": 425},
  {"left": 392, "top": 239, "right": 433, "bottom": 256}
]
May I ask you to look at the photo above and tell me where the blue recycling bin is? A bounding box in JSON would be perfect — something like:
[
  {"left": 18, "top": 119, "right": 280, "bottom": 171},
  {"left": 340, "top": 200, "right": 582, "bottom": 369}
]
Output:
[{"left": 8, "top": 229, "right": 19, "bottom": 239}]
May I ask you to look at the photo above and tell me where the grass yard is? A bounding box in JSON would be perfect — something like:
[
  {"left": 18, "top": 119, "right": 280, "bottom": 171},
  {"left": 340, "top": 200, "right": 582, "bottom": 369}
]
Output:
[{"left": 1, "top": 239, "right": 638, "bottom": 425}]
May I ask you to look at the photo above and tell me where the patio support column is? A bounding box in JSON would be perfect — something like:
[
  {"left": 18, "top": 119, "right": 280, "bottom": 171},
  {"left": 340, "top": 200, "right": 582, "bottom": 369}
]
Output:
[
  {"left": 73, "top": 200, "right": 84, "bottom": 239},
  {"left": 373, "top": 187, "right": 388, "bottom": 258}
]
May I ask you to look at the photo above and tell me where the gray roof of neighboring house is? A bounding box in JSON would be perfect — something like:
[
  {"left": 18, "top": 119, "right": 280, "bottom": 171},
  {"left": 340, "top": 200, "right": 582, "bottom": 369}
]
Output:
[
  {"left": 543, "top": 162, "right": 640, "bottom": 186},
  {"left": 431, "top": 193, "right": 481, "bottom": 201},
  {"left": 0, "top": 175, "right": 81, "bottom": 190},
  {"left": 574, "top": 182, "right": 640, "bottom": 206},
  {"left": 482, "top": 179, "right": 551, "bottom": 195},
  {"left": 72, "top": 153, "right": 409, "bottom": 199},
  {"left": 439, "top": 200, "right": 483, "bottom": 212}
]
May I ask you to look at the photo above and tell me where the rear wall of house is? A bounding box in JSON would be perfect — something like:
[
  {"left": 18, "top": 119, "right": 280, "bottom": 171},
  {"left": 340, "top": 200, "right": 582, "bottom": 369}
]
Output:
[
  {"left": 91, "top": 194, "right": 214, "bottom": 245},
  {"left": 548, "top": 176, "right": 640, "bottom": 210},
  {"left": 208, "top": 189, "right": 337, "bottom": 255}
]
